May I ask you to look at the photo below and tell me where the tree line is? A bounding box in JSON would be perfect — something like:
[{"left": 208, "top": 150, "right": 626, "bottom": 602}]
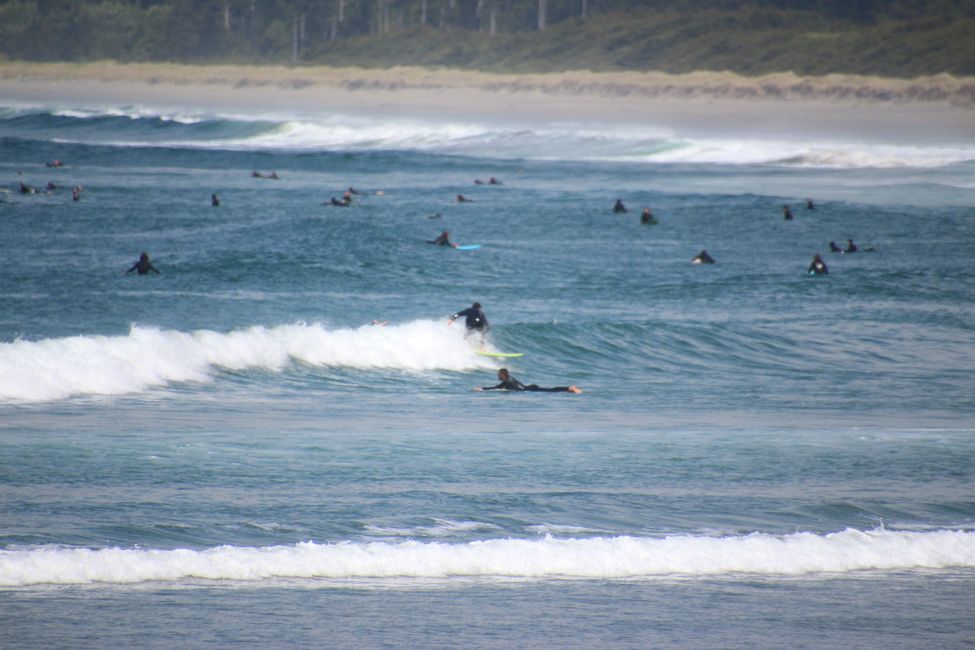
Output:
[{"left": 1, "top": 0, "right": 973, "bottom": 74}]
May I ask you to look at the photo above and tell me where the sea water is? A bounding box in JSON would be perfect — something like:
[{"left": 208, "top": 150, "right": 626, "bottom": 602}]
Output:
[{"left": 0, "top": 99, "right": 974, "bottom": 648}]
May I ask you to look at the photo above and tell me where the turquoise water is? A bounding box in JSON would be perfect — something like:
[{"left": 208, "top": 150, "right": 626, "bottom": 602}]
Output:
[{"left": 1, "top": 102, "right": 974, "bottom": 648}]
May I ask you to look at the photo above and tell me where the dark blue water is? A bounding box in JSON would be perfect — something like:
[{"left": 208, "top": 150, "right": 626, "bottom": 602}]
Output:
[{"left": 1, "top": 104, "right": 974, "bottom": 648}]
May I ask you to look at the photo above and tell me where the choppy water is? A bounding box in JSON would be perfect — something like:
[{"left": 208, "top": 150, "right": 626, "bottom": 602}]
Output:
[{"left": 1, "top": 101, "right": 974, "bottom": 648}]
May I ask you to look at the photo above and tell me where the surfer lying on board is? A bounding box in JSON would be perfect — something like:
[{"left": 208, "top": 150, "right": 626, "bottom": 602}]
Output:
[
  {"left": 475, "top": 369, "right": 582, "bottom": 394},
  {"left": 428, "top": 230, "right": 458, "bottom": 248},
  {"left": 449, "top": 302, "right": 488, "bottom": 332}
]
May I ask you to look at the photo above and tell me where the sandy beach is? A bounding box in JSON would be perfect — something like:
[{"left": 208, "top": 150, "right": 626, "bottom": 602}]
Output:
[{"left": 2, "top": 61, "right": 974, "bottom": 142}]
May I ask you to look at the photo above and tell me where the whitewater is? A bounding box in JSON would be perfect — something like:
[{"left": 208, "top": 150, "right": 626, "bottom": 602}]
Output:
[{"left": 1, "top": 98, "right": 973, "bottom": 648}]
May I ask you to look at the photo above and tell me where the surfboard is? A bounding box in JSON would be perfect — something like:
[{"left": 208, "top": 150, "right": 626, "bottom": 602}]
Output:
[
  {"left": 456, "top": 244, "right": 481, "bottom": 250},
  {"left": 476, "top": 350, "right": 524, "bottom": 358}
]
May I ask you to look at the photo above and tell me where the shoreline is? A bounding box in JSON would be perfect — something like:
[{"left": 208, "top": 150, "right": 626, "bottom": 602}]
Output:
[{"left": 2, "top": 62, "right": 974, "bottom": 142}]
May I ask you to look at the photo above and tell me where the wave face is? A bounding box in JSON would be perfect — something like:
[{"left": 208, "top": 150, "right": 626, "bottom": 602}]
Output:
[
  {"left": 0, "top": 321, "right": 492, "bottom": 403},
  {"left": 2, "top": 529, "right": 972, "bottom": 587},
  {"left": 2, "top": 104, "right": 974, "bottom": 168}
]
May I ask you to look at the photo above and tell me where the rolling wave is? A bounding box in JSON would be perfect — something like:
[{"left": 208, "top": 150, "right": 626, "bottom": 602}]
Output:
[
  {"left": 0, "top": 320, "right": 494, "bottom": 403},
  {"left": 2, "top": 529, "right": 972, "bottom": 587},
  {"left": 2, "top": 105, "right": 973, "bottom": 168}
]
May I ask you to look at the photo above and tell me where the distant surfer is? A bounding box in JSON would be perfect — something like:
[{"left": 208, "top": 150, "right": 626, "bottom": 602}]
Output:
[
  {"left": 845, "top": 239, "right": 858, "bottom": 253},
  {"left": 640, "top": 207, "right": 657, "bottom": 224},
  {"left": 449, "top": 302, "right": 488, "bottom": 333},
  {"left": 457, "top": 194, "right": 473, "bottom": 203},
  {"left": 829, "top": 241, "right": 843, "bottom": 253},
  {"left": 19, "top": 182, "right": 36, "bottom": 194},
  {"left": 474, "top": 368, "right": 582, "bottom": 394},
  {"left": 807, "top": 199, "right": 816, "bottom": 210},
  {"left": 46, "top": 159, "right": 63, "bottom": 168},
  {"left": 211, "top": 193, "right": 220, "bottom": 207},
  {"left": 488, "top": 177, "right": 502, "bottom": 185},
  {"left": 808, "top": 254, "right": 828, "bottom": 275},
  {"left": 783, "top": 205, "right": 794, "bottom": 220},
  {"left": 72, "top": 186, "right": 82, "bottom": 202},
  {"left": 692, "top": 250, "right": 715, "bottom": 264},
  {"left": 613, "top": 198, "right": 627, "bottom": 214},
  {"left": 428, "top": 230, "right": 458, "bottom": 248},
  {"left": 327, "top": 193, "right": 352, "bottom": 207},
  {"left": 252, "top": 171, "right": 279, "bottom": 179},
  {"left": 125, "top": 251, "right": 161, "bottom": 275}
]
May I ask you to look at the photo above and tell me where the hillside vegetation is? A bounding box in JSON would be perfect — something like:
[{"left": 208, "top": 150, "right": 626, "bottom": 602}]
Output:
[{"left": 1, "top": 0, "right": 973, "bottom": 77}]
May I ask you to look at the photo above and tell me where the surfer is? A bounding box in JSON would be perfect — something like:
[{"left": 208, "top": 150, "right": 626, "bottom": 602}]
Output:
[
  {"left": 807, "top": 199, "right": 816, "bottom": 210},
  {"left": 211, "top": 193, "right": 220, "bottom": 207},
  {"left": 125, "top": 251, "right": 161, "bottom": 275},
  {"left": 475, "top": 368, "right": 582, "bottom": 394},
  {"left": 449, "top": 302, "right": 488, "bottom": 333},
  {"left": 72, "top": 186, "right": 82, "bottom": 202},
  {"left": 845, "top": 239, "right": 859, "bottom": 253},
  {"left": 829, "top": 241, "right": 843, "bottom": 253},
  {"left": 613, "top": 198, "right": 627, "bottom": 214},
  {"left": 640, "top": 207, "right": 657, "bottom": 224},
  {"left": 692, "top": 250, "right": 715, "bottom": 264},
  {"left": 488, "top": 177, "right": 502, "bottom": 185},
  {"left": 46, "top": 159, "right": 63, "bottom": 168},
  {"left": 428, "top": 231, "right": 458, "bottom": 248},
  {"left": 783, "top": 205, "right": 794, "bottom": 220},
  {"left": 457, "top": 194, "right": 473, "bottom": 203},
  {"left": 19, "top": 182, "right": 36, "bottom": 194},
  {"left": 808, "top": 254, "right": 828, "bottom": 275}
]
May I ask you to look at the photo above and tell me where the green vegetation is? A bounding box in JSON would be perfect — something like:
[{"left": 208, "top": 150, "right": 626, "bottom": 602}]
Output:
[{"left": 1, "top": 0, "right": 974, "bottom": 77}]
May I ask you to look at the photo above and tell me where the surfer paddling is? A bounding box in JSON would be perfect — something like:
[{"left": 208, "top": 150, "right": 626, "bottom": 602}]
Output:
[
  {"left": 475, "top": 368, "right": 582, "bottom": 394},
  {"left": 428, "top": 230, "right": 459, "bottom": 248}
]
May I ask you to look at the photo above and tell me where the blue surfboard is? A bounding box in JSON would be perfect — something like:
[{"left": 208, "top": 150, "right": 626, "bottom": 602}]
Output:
[{"left": 456, "top": 244, "right": 481, "bottom": 250}]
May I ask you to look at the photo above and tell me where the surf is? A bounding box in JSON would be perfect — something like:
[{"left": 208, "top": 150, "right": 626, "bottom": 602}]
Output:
[
  {"left": 0, "top": 320, "right": 494, "bottom": 403},
  {"left": 2, "top": 528, "right": 973, "bottom": 587}
]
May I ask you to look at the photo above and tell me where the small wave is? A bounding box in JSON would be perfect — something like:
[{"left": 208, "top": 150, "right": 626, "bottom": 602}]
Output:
[
  {"left": 363, "top": 518, "right": 501, "bottom": 538},
  {"left": 0, "top": 320, "right": 492, "bottom": 403},
  {"left": 1, "top": 529, "right": 972, "bottom": 587}
]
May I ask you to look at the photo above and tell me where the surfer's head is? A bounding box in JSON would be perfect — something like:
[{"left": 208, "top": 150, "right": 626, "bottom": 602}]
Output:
[
  {"left": 497, "top": 368, "right": 509, "bottom": 380},
  {"left": 473, "top": 302, "right": 481, "bottom": 309}
]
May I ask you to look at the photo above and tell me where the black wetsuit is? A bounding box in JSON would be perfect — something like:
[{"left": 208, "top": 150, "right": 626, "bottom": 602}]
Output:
[
  {"left": 482, "top": 376, "right": 573, "bottom": 392},
  {"left": 127, "top": 259, "right": 161, "bottom": 275},
  {"left": 451, "top": 307, "right": 488, "bottom": 331},
  {"left": 429, "top": 233, "right": 452, "bottom": 246}
]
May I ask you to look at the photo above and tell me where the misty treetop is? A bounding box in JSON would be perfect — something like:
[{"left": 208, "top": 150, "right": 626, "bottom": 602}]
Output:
[{"left": 1, "top": 0, "right": 973, "bottom": 76}]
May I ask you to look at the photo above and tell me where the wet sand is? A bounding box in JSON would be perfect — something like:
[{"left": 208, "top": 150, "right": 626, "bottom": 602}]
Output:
[{"left": 2, "top": 62, "right": 973, "bottom": 143}]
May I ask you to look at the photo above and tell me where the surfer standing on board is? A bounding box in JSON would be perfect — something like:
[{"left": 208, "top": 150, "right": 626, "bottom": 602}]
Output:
[
  {"left": 449, "top": 302, "right": 488, "bottom": 333},
  {"left": 475, "top": 368, "right": 582, "bottom": 394}
]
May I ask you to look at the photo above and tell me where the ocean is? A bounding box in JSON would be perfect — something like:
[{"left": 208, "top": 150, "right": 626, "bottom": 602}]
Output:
[{"left": 0, "top": 97, "right": 974, "bottom": 648}]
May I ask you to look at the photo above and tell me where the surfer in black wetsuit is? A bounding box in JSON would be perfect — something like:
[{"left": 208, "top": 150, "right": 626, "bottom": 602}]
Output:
[
  {"left": 783, "top": 205, "right": 794, "bottom": 220},
  {"left": 475, "top": 368, "right": 582, "bottom": 394},
  {"left": 613, "top": 198, "right": 627, "bottom": 214},
  {"left": 808, "top": 254, "right": 828, "bottom": 275},
  {"left": 211, "top": 193, "right": 220, "bottom": 207},
  {"left": 125, "top": 251, "right": 161, "bottom": 275},
  {"left": 640, "top": 207, "right": 657, "bottom": 224},
  {"left": 449, "top": 302, "right": 488, "bottom": 332},
  {"left": 829, "top": 241, "right": 843, "bottom": 253},
  {"left": 845, "top": 239, "right": 858, "bottom": 253},
  {"left": 692, "top": 250, "right": 715, "bottom": 264},
  {"left": 428, "top": 230, "right": 458, "bottom": 248}
]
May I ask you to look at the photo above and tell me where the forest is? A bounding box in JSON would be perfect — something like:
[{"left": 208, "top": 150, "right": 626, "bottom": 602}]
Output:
[{"left": 1, "top": 0, "right": 973, "bottom": 76}]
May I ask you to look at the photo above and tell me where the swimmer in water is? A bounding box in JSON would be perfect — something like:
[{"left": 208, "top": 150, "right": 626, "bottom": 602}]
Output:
[
  {"left": 692, "top": 250, "right": 716, "bottom": 264},
  {"left": 613, "top": 198, "right": 627, "bottom": 214},
  {"left": 783, "top": 205, "right": 794, "bottom": 220},
  {"left": 474, "top": 368, "right": 582, "bottom": 394},
  {"left": 808, "top": 254, "right": 828, "bottom": 275},
  {"left": 125, "top": 251, "right": 161, "bottom": 275}
]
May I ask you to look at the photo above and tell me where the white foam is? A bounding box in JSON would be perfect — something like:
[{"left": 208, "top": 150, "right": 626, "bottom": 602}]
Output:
[
  {"left": 364, "top": 519, "right": 502, "bottom": 538},
  {"left": 1, "top": 529, "right": 972, "bottom": 587},
  {"left": 0, "top": 320, "right": 491, "bottom": 403}
]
